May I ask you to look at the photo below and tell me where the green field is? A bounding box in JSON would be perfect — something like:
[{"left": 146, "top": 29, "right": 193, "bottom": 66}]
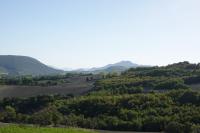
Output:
[{"left": 0, "top": 125, "right": 96, "bottom": 133}]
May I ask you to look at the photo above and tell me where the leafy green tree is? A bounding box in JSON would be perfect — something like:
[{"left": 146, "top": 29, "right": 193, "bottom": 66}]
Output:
[
  {"left": 165, "top": 122, "right": 184, "bottom": 133},
  {"left": 178, "top": 91, "right": 199, "bottom": 105},
  {"left": 3, "top": 106, "right": 16, "bottom": 122}
]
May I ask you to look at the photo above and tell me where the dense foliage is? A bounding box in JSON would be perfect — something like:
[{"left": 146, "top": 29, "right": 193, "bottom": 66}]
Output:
[
  {"left": 1, "top": 62, "right": 200, "bottom": 132},
  {"left": 95, "top": 61, "right": 200, "bottom": 94},
  {"left": 0, "top": 90, "right": 200, "bottom": 132}
]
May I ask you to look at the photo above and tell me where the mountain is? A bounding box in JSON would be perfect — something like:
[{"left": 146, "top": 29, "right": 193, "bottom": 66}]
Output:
[
  {"left": 99, "top": 61, "right": 139, "bottom": 69},
  {"left": 75, "top": 61, "right": 146, "bottom": 73},
  {"left": 0, "top": 55, "right": 64, "bottom": 76},
  {"left": 91, "top": 66, "right": 128, "bottom": 74}
]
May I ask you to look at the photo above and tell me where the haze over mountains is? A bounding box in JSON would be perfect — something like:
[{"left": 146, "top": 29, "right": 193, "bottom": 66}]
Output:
[
  {"left": 74, "top": 61, "right": 146, "bottom": 74},
  {"left": 0, "top": 55, "right": 146, "bottom": 76}
]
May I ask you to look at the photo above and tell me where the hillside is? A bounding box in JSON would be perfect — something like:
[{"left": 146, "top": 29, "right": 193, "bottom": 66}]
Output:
[
  {"left": 75, "top": 61, "right": 146, "bottom": 74},
  {"left": 0, "top": 55, "right": 63, "bottom": 76},
  {"left": 92, "top": 66, "right": 128, "bottom": 74},
  {"left": 0, "top": 62, "right": 200, "bottom": 132},
  {"left": 90, "top": 61, "right": 139, "bottom": 71}
]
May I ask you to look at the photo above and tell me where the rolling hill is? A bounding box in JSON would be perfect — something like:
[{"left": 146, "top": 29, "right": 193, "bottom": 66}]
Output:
[
  {"left": 0, "top": 55, "right": 63, "bottom": 76},
  {"left": 90, "top": 61, "right": 139, "bottom": 71},
  {"left": 75, "top": 61, "right": 147, "bottom": 73}
]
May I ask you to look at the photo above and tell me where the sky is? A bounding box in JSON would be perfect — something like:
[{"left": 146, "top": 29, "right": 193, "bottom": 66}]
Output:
[{"left": 0, "top": 0, "right": 200, "bottom": 69}]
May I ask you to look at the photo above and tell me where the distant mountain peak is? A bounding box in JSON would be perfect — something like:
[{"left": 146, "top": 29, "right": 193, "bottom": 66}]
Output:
[
  {"left": 111, "top": 60, "right": 137, "bottom": 67},
  {"left": 72, "top": 60, "right": 144, "bottom": 74},
  {"left": 103, "top": 60, "right": 138, "bottom": 69},
  {"left": 118, "top": 60, "right": 133, "bottom": 63}
]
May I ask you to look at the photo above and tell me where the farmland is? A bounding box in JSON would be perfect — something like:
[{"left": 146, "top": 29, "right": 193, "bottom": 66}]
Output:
[
  {"left": 1, "top": 62, "right": 200, "bottom": 132},
  {"left": 0, "top": 74, "right": 96, "bottom": 98}
]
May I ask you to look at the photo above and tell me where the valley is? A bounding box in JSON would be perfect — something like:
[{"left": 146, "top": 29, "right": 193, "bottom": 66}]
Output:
[
  {"left": 2, "top": 0, "right": 200, "bottom": 132},
  {"left": 0, "top": 61, "right": 200, "bottom": 132}
]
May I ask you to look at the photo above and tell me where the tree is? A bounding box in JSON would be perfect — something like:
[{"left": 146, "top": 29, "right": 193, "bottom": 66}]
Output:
[
  {"left": 3, "top": 106, "right": 16, "bottom": 122},
  {"left": 165, "top": 122, "right": 184, "bottom": 133},
  {"left": 178, "top": 91, "right": 199, "bottom": 105}
]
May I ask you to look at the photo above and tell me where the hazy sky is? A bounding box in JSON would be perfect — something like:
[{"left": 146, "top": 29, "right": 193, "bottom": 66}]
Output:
[{"left": 0, "top": 0, "right": 200, "bottom": 69}]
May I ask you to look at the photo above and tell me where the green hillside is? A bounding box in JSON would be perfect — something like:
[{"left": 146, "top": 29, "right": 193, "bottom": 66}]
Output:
[
  {"left": 1, "top": 62, "right": 200, "bottom": 132},
  {"left": 0, "top": 55, "right": 63, "bottom": 76}
]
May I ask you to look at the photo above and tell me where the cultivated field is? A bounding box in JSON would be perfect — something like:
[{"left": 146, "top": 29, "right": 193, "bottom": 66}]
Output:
[{"left": 0, "top": 75, "right": 94, "bottom": 98}]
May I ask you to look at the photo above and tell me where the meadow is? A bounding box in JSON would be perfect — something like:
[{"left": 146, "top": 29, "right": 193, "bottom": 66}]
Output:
[{"left": 0, "top": 125, "right": 96, "bottom": 133}]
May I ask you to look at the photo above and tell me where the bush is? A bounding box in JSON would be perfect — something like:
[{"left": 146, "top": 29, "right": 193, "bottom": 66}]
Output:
[{"left": 165, "top": 122, "right": 184, "bottom": 133}]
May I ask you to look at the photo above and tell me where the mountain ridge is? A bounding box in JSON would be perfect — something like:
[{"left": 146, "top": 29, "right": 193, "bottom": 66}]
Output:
[
  {"left": 72, "top": 60, "right": 147, "bottom": 73},
  {"left": 0, "top": 55, "right": 63, "bottom": 76},
  {"left": 0, "top": 55, "right": 148, "bottom": 75}
]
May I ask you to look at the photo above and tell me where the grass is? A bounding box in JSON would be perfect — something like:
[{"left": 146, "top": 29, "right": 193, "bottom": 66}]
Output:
[{"left": 0, "top": 125, "right": 97, "bottom": 133}]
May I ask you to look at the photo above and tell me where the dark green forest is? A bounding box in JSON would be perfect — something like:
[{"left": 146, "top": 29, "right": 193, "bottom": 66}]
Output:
[{"left": 1, "top": 62, "right": 200, "bottom": 132}]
